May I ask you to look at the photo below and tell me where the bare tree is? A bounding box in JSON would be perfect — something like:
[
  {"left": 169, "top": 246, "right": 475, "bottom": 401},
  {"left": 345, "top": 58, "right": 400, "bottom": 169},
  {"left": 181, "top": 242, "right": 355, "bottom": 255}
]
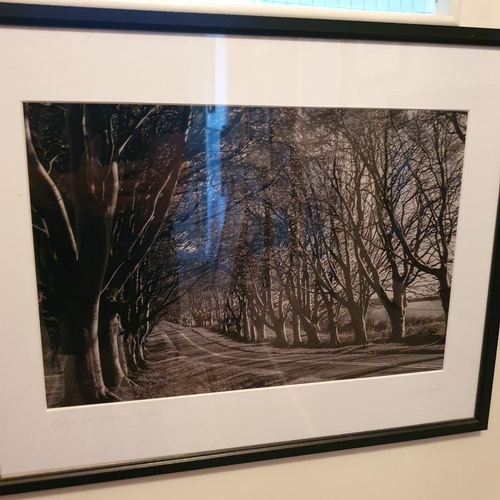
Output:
[{"left": 26, "top": 103, "right": 191, "bottom": 404}]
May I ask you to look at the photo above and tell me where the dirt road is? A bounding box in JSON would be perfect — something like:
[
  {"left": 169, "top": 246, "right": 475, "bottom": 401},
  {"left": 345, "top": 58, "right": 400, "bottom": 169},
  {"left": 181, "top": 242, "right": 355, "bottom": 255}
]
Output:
[{"left": 158, "top": 321, "right": 444, "bottom": 383}]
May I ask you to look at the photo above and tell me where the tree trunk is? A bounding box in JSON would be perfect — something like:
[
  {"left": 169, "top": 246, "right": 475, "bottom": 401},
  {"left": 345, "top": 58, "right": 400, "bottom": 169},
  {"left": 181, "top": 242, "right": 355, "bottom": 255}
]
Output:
[
  {"left": 125, "top": 336, "right": 139, "bottom": 373},
  {"left": 249, "top": 322, "right": 256, "bottom": 342},
  {"left": 242, "top": 310, "right": 251, "bottom": 341},
  {"left": 59, "top": 105, "right": 120, "bottom": 405},
  {"left": 386, "top": 302, "right": 406, "bottom": 342},
  {"left": 326, "top": 305, "right": 340, "bottom": 347},
  {"left": 98, "top": 305, "right": 126, "bottom": 388},
  {"left": 291, "top": 314, "right": 302, "bottom": 347},
  {"left": 117, "top": 335, "right": 129, "bottom": 378},
  {"left": 351, "top": 312, "right": 367, "bottom": 345},
  {"left": 378, "top": 279, "right": 407, "bottom": 342},
  {"left": 273, "top": 320, "right": 289, "bottom": 347},
  {"left": 437, "top": 271, "right": 451, "bottom": 324},
  {"left": 254, "top": 320, "right": 267, "bottom": 343},
  {"left": 58, "top": 215, "right": 118, "bottom": 404},
  {"left": 302, "top": 316, "right": 321, "bottom": 347},
  {"left": 59, "top": 301, "right": 116, "bottom": 405},
  {"left": 219, "top": 320, "right": 228, "bottom": 336},
  {"left": 328, "top": 321, "right": 340, "bottom": 347},
  {"left": 233, "top": 315, "right": 243, "bottom": 340},
  {"left": 318, "top": 290, "right": 340, "bottom": 347},
  {"left": 135, "top": 339, "right": 147, "bottom": 369}
]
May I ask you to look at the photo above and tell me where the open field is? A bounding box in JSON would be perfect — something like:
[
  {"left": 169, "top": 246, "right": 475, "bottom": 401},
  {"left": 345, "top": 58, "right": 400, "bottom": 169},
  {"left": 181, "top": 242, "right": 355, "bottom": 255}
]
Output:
[{"left": 369, "top": 300, "right": 445, "bottom": 321}]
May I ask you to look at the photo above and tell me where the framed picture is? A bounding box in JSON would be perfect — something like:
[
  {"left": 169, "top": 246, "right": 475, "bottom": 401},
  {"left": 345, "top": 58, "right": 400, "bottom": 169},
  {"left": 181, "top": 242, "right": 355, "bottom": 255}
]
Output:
[{"left": 1, "top": 2, "right": 500, "bottom": 494}]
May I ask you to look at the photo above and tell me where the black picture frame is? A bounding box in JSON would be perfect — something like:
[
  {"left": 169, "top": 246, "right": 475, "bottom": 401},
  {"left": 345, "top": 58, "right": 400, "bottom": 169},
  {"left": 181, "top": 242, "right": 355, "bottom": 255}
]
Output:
[{"left": 0, "top": 2, "right": 499, "bottom": 495}]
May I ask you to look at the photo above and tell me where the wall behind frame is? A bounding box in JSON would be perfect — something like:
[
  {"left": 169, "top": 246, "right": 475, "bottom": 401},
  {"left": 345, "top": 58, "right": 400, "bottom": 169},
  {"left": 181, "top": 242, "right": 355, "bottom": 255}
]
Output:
[
  {"left": 460, "top": 0, "right": 500, "bottom": 28},
  {"left": 6, "top": 0, "right": 500, "bottom": 498}
]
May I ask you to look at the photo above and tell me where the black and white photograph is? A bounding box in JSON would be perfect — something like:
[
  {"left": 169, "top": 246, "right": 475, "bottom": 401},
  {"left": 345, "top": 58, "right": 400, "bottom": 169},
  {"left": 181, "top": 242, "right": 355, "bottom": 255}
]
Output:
[{"left": 24, "top": 103, "right": 466, "bottom": 408}]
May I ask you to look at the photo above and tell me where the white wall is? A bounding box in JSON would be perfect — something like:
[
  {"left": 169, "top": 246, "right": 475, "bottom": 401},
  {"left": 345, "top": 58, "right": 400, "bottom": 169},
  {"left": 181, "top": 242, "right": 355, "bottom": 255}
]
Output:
[
  {"left": 461, "top": 0, "right": 500, "bottom": 28},
  {"left": 6, "top": 0, "right": 500, "bottom": 498}
]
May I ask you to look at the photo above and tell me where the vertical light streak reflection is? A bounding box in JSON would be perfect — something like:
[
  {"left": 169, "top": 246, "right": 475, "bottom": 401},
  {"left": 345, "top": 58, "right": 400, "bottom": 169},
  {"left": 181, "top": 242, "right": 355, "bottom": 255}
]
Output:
[{"left": 204, "top": 37, "right": 228, "bottom": 264}]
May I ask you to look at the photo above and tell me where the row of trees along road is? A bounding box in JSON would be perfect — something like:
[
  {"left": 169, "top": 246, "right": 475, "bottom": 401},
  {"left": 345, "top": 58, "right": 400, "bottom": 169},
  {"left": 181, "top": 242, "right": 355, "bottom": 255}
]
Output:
[{"left": 26, "top": 104, "right": 465, "bottom": 405}]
